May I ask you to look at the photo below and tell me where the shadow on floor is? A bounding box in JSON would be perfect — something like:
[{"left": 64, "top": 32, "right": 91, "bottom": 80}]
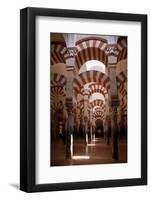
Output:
[{"left": 9, "top": 183, "right": 20, "bottom": 190}]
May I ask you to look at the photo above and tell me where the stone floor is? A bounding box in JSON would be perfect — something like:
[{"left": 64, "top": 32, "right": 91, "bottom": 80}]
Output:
[{"left": 51, "top": 136, "right": 127, "bottom": 166}]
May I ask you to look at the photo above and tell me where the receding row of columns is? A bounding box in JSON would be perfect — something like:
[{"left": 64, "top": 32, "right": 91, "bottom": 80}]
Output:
[
  {"left": 52, "top": 34, "right": 126, "bottom": 161},
  {"left": 64, "top": 53, "right": 121, "bottom": 161}
]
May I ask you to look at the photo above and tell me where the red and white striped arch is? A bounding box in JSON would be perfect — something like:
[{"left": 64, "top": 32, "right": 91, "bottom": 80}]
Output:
[
  {"left": 93, "top": 106, "right": 104, "bottom": 112},
  {"left": 93, "top": 112, "right": 105, "bottom": 120},
  {"left": 75, "top": 49, "right": 107, "bottom": 71},
  {"left": 51, "top": 73, "right": 67, "bottom": 87},
  {"left": 116, "top": 71, "right": 127, "bottom": 86},
  {"left": 51, "top": 86, "right": 66, "bottom": 98},
  {"left": 93, "top": 111, "right": 104, "bottom": 117},
  {"left": 117, "top": 38, "right": 127, "bottom": 62},
  {"left": 88, "top": 83, "right": 108, "bottom": 96},
  {"left": 75, "top": 37, "right": 107, "bottom": 53},
  {"left": 75, "top": 38, "right": 107, "bottom": 70},
  {"left": 116, "top": 69, "right": 127, "bottom": 115},
  {"left": 76, "top": 100, "right": 85, "bottom": 114},
  {"left": 118, "top": 82, "right": 127, "bottom": 115},
  {"left": 73, "top": 70, "right": 110, "bottom": 94},
  {"left": 51, "top": 73, "right": 67, "bottom": 112},
  {"left": 51, "top": 43, "right": 67, "bottom": 65},
  {"left": 88, "top": 99, "right": 105, "bottom": 110},
  {"left": 51, "top": 37, "right": 127, "bottom": 66},
  {"left": 51, "top": 85, "right": 66, "bottom": 112}
]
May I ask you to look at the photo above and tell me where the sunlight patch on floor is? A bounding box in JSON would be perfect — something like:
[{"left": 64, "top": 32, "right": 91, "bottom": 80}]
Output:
[{"left": 72, "top": 156, "right": 90, "bottom": 160}]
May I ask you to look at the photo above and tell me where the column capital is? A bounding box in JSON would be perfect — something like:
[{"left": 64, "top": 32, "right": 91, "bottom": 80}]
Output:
[
  {"left": 66, "top": 47, "right": 78, "bottom": 57},
  {"left": 105, "top": 44, "right": 119, "bottom": 56}
]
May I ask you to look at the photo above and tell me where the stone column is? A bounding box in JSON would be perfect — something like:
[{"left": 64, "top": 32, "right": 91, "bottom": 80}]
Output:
[
  {"left": 65, "top": 59, "right": 75, "bottom": 160},
  {"left": 103, "top": 119, "right": 107, "bottom": 143},
  {"left": 84, "top": 116, "right": 88, "bottom": 145},
  {"left": 104, "top": 96, "right": 110, "bottom": 145},
  {"left": 73, "top": 105, "right": 80, "bottom": 140},
  {"left": 92, "top": 117, "right": 96, "bottom": 142},
  {"left": 64, "top": 33, "right": 77, "bottom": 159},
  {"left": 110, "top": 100, "right": 119, "bottom": 160},
  {"left": 82, "top": 89, "right": 89, "bottom": 145},
  {"left": 89, "top": 108, "right": 93, "bottom": 143},
  {"left": 66, "top": 97, "right": 74, "bottom": 159},
  {"left": 81, "top": 117, "right": 85, "bottom": 137},
  {"left": 106, "top": 116, "right": 111, "bottom": 145},
  {"left": 107, "top": 52, "right": 119, "bottom": 160},
  {"left": 51, "top": 111, "right": 57, "bottom": 142}
]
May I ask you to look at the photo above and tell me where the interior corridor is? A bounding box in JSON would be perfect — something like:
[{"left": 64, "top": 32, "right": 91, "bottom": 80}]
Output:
[
  {"left": 50, "top": 33, "right": 127, "bottom": 166},
  {"left": 51, "top": 136, "right": 127, "bottom": 166}
]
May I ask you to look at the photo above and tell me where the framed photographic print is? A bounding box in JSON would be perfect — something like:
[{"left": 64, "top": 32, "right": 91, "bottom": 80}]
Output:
[{"left": 20, "top": 7, "right": 147, "bottom": 192}]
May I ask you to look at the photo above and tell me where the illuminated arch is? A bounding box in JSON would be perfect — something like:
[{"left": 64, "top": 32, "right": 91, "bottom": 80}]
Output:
[{"left": 79, "top": 60, "right": 106, "bottom": 74}]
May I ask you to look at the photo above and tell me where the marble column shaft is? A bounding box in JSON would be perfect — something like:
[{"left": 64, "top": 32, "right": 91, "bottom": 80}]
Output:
[
  {"left": 108, "top": 56, "right": 119, "bottom": 160},
  {"left": 65, "top": 68, "right": 74, "bottom": 160},
  {"left": 83, "top": 94, "right": 89, "bottom": 144},
  {"left": 66, "top": 98, "right": 73, "bottom": 159}
]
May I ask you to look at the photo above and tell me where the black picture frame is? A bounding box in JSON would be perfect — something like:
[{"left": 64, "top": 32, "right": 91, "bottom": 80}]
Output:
[{"left": 20, "top": 7, "right": 147, "bottom": 192}]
